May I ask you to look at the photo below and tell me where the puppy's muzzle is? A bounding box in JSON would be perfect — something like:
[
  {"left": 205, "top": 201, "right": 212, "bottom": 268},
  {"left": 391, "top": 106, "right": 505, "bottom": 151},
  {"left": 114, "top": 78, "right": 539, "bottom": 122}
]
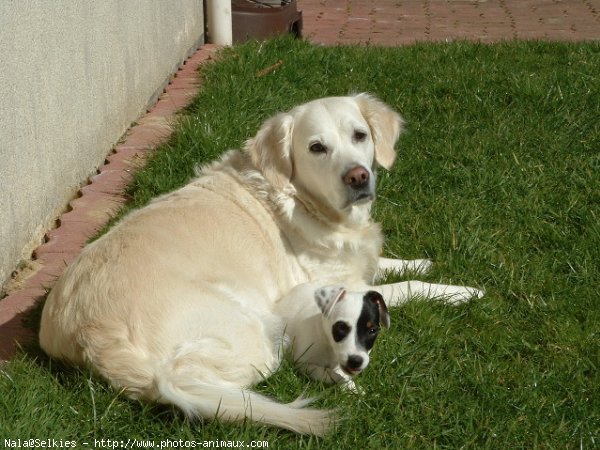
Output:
[{"left": 343, "top": 355, "right": 365, "bottom": 375}]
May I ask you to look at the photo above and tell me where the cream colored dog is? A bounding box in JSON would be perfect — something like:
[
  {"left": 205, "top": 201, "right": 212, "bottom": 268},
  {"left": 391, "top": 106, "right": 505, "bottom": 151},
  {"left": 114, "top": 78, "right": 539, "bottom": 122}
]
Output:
[{"left": 39, "top": 94, "right": 483, "bottom": 435}]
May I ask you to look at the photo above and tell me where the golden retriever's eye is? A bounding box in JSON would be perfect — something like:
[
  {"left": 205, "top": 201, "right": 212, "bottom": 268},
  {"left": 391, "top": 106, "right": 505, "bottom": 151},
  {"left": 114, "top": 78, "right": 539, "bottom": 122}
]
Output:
[
  {"left": 354, "top": 130, "right": 368, "bottom": 142},
  {"left": 309, "top": 142, "right": 327, "bottom": 154}
]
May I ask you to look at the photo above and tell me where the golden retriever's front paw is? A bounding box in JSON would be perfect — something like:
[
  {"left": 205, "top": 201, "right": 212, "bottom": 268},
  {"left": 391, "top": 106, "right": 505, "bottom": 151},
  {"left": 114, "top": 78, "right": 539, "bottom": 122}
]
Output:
[
  {"left": 377, "top": 258, "right": 432, "bottom": 278},
  {"left": 443, "top": 286, "right": 485, "bottom": 305},
  {"left": 410, "top": 259, "right": 433, "bottom": 275}
]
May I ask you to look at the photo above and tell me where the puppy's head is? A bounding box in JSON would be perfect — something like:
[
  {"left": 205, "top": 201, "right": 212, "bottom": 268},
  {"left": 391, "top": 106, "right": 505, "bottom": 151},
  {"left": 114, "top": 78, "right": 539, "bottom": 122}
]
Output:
[
  {"left": 315, "top": 286, "right": 390, "bottom": 377},
  {"left": 245, "top": 95, "right": 404, "bottom": 217}
]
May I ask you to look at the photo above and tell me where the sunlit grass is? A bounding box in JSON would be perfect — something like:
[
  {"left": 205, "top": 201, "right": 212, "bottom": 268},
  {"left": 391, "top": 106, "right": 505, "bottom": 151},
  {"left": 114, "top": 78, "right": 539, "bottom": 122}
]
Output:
[{"left": 2, "top": 37, "right": 599, "bottom": 448}]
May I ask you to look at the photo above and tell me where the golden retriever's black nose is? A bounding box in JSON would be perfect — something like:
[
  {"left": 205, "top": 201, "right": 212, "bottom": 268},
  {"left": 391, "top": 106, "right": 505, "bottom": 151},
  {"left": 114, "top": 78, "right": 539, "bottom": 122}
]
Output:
[{"left": 343, "top": 166, "right": 370, "bottom": 189}]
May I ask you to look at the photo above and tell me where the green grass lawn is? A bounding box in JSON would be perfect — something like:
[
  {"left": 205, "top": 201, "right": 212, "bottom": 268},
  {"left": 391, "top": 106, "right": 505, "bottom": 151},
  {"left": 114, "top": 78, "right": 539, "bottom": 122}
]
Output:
[{"left": 2, "top": 37, "right": 599, "bottom": 449}]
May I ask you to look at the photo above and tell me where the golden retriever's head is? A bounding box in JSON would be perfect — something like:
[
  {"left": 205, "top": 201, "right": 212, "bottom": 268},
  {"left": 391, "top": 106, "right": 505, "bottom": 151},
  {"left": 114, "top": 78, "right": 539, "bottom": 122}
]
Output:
[{"left": 245, "top": 94, "right": 404, "bottom": 216}]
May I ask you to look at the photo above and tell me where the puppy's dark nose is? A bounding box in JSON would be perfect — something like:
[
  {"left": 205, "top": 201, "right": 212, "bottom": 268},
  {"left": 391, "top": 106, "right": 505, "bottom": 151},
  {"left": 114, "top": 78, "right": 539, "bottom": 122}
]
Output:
[
  {"left": 343, "top": 166, "right": 369, "bottom": 190},
  {"left": 347, "top": 355, "right": 364, "bottom": 370}
]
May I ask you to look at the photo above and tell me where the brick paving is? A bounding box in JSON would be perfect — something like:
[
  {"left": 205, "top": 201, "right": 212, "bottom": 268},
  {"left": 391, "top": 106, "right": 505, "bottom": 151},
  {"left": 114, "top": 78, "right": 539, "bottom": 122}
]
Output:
[
  {"left": 1, "top": 1, "right": 599, "bottom": 362},
  {"left": 299, "top": 0, "right": 600, "bottom": 45}
]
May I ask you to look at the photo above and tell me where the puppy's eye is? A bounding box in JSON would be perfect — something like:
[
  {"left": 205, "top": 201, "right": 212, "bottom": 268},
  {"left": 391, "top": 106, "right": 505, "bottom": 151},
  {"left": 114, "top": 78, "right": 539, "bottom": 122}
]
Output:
[
  {"left": 353, "top": 130, "right": 368, "bottom": 142},
  {"left": 368, "top": 327, "right": 379, "bottom": 337},
  {"left": 332, "top": 321, "right": 350, "bottom": 342},
  {"left": 309, "top": 142, "right": 327, "bottom": 154}
]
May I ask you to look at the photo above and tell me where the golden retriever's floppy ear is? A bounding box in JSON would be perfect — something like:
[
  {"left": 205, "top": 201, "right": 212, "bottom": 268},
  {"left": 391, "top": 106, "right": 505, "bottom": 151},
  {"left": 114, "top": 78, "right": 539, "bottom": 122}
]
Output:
[
  {"left": 244, "top": 113, "right": 294, "bottom": 190},
  {"left": 354, "top": 93, "right": 404, "bottom": 170}
]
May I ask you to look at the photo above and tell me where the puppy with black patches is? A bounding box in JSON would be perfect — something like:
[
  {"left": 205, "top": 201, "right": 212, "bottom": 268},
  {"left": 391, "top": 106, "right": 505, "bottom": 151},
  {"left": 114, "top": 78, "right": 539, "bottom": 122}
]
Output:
[{"left": 277, "top": 284, "right": 390, "bottom": 392}]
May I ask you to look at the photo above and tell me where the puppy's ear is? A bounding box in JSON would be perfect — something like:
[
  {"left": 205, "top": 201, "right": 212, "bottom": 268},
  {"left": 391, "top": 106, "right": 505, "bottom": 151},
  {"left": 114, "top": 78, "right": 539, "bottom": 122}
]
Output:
[
  {"left": 244, "top": 113, "right": 294, "bottom": 190},
  {"left": 366, "top": 291, "right": 390, "bottom": 328},
  {"left": 354, "top": 93, "right": 404, "bottom": 170},
  {"left": 314, "top": 286, "right": 346, "bottom": 318}
]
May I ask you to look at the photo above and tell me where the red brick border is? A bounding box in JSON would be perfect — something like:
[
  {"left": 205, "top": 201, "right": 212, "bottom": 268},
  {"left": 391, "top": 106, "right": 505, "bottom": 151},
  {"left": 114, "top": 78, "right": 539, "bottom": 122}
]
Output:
[{"left": 0, "top": 44, "right": 220, "bottom": 362}]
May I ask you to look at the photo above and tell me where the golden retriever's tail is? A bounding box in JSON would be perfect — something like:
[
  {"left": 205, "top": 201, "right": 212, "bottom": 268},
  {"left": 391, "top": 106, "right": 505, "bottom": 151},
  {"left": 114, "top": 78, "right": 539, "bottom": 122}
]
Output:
[
  {"left": 63, "top": 321, "right": 335, "bottom": 435},
  {"left": 155, "top": 370, "right": 336, "bottom": 436}
]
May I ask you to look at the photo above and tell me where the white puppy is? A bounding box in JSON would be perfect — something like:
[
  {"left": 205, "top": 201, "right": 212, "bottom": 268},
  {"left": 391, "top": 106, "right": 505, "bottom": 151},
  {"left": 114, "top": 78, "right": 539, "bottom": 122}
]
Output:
[{"left": 277, "top": 284, "right": 390, "bottom": 394}]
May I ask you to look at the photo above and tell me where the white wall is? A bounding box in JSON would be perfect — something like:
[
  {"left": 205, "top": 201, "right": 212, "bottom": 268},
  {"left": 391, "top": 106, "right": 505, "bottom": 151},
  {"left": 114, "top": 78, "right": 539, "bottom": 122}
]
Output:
[{"left": 0, "top": 1, "right": 205, "bottom": 291}]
